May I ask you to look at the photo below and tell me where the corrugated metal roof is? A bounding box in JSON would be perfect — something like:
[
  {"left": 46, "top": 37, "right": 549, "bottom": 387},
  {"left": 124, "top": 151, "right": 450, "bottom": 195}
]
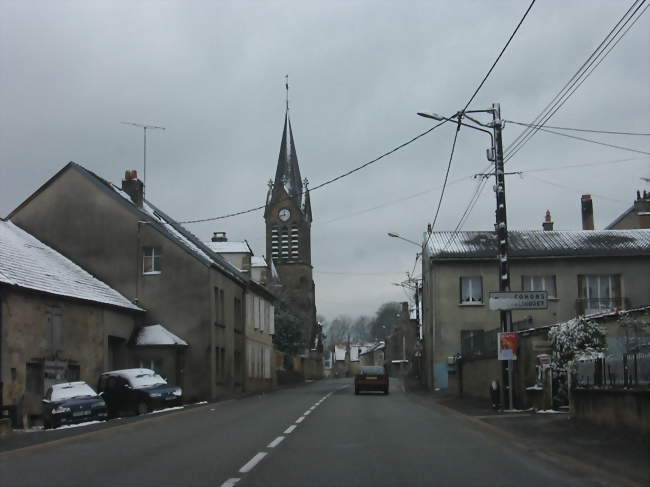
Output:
[
  {"left": 0, "top": 220, "right": 142, "bottom": 311},
  {"left": 426, "top": 229, "right": 650, "bottom": 259}
]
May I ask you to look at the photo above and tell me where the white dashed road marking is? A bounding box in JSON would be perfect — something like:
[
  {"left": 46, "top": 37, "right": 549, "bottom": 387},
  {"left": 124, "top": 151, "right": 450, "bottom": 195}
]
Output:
[
  {"left": 239, "top": 452, "right": 268, "bottom": 473},
  {"left": 267, "top": 436, "right": 285, "bottom": 448},
  {"left": 220, "top": 478, "right": 240, "bottom": 487},
  {"left": 284, "top": 425, "right": 297, "bottom": 434},
  {"left": 295, "top": 416, "right": 305, "bottom": 424}
]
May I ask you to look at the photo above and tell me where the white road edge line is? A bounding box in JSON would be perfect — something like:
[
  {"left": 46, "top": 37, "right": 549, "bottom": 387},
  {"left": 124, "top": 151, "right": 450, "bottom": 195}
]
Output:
[
  {"left": 220, "top": 478, "right": 240, "bottom": 487},
  {"left": 284, "top": 425, "right": 297, "bottom": 434},
  {"left": 239, "top": 452, "right": 268, "bottom": 474},
  {"left": 295, "top": 416, "right": 305, "bottom": 424},
  {"left": 267, "top": 436, "right": 285, "bottom": 448}
]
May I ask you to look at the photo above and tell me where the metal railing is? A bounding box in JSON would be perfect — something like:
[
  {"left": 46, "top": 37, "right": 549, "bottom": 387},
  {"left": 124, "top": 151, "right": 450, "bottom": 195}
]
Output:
[
  {"left": 574, "top": 352, "right": 650, "bottom": 388},
  {"left": 575, "top": 297, "right": 629, "bottom": 316}
]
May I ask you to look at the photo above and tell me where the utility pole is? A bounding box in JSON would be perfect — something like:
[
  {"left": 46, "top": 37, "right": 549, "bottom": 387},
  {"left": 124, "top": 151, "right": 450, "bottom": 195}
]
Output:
[
  {"left": 491, "top": 103, "right": 514, "bottom": 410},
  {"left": 120, "top": 122, "right": 166, "bottom": 199}
]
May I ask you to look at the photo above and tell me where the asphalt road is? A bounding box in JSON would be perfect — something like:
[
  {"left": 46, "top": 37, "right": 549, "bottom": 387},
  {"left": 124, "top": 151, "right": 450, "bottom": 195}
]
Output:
[{"left": 0, "top": 378, "right": 594, "bottom": 487}]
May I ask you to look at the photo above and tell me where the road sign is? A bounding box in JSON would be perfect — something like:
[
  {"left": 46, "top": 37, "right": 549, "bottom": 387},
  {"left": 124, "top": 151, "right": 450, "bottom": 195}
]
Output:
[
  {"left": 498, "top": 332, "right": 518, "bottom": 361},
  {"left": 489, "top": 291, "right": 548, "bottom": 310}
]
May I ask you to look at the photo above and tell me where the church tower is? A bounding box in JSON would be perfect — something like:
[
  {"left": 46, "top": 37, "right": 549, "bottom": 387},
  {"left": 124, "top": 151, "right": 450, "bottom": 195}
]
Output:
[{"left": 264, "top": 108, "right": 317, "bottom": 350}]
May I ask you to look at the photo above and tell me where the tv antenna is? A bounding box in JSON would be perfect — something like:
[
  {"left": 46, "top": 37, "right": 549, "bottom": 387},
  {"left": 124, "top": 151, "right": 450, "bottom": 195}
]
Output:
[{"left": 120, "top": 121, "right": 166, "bottom": 198}]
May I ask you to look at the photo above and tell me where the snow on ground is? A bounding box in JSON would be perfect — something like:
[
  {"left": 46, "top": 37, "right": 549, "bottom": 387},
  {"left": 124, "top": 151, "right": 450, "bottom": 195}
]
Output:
[
  {"left": 146, "top": 406, "right": 185, "bottom": 415},
  {"left": 49, "top": 420, "right": 105, "bottom": 431},
  {"left": 536, "top": 409, "right": 566, "bottom": 414}
]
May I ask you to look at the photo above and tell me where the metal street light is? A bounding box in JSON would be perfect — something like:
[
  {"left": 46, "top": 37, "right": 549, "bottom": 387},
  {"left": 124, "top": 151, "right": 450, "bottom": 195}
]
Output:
[
  {"left": 387, "top": 232, "right": 421, "bottom": 248},
  {"left": 418, "top": 104, "right": 514, "bottom": 411}
]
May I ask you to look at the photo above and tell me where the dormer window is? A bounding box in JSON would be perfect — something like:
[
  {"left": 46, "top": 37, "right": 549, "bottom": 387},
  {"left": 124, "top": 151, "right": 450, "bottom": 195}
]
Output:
[{"left": 143, "top": 246, "right": 161, "bottom": 274}]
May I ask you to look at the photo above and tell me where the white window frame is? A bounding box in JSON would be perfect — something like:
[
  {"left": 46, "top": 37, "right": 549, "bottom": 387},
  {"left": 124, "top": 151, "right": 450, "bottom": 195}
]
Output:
[
  {"left": 142, "top": 246, "right": 161, "bottom": 275},
  {"left": 522, "top": 275, "right": 557, "bottom": 298},
  {"left": 460, "top": 276, "right": 483, "bottom": 305}
]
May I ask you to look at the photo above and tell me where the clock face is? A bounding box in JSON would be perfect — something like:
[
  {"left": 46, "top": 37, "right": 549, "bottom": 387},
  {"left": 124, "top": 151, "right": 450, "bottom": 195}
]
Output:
[{"left": 278, "top": 208, "right": 291, "bottom": 222}]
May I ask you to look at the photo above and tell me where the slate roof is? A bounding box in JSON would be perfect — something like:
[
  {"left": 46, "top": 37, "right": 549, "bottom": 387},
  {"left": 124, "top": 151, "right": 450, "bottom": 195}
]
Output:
[
  {"left": 0, "top": 219, "right": 142, "bottom": 311},
  {"left": 273, "top": 113, "right": 303, "bottom": 206},
  {"left": 136, "top": 324, "right": 188, "bottom": 346},
  {"left": 426, "top": 230, "right": 650, "bottom": 260},
  {"left": 66, "top": 163, "right": 247, "bottom": 284}
]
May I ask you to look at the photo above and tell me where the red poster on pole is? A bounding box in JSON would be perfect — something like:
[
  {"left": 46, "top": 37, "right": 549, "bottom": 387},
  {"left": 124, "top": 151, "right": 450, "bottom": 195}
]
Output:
[{"left": 498, "top": 332, "right": 518, "bottom": 361}]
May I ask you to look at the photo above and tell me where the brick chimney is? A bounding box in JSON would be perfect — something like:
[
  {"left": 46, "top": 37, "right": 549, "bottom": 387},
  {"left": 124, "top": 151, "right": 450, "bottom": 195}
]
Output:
[
  {"left": 211, "top": 231, "right": 228, "bottom": 242},
  {"left": 542, "top": 210, "right": 554, "bottom": 231},
  {"left": 122, "top": 170, "right": 143, "bottom": 208},
  {"left": 635, "top": 189, "right": 650, "bottom": 229},
  {"left": 581, "top": 194, "right": 594, "bottom": 230}
]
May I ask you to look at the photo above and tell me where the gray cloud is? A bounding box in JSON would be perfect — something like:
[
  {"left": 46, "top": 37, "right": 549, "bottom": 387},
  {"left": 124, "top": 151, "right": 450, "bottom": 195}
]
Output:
[{"left": 1, "top": 0, "right": 649, "bottom": 319}]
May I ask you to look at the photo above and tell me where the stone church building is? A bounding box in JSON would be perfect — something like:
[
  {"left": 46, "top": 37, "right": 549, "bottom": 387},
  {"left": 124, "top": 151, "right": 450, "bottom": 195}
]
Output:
[{"left": 264, "top": 110, "right": 322, "bottom": 376}]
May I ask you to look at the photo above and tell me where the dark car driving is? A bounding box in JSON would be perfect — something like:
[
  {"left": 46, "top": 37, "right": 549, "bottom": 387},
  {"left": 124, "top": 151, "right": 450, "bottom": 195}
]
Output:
[
  {"left": 97, "top": 368, "right": 183, "bottom": 417},
  {"left": 354, "top": 365, "right": 389, "bottom": 395},
  {"left": 42, "top": 381, "right": 107, "bottom": 429}
]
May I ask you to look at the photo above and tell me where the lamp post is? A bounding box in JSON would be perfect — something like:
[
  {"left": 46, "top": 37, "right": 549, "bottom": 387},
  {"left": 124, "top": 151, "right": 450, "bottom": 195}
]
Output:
[
  {"left": 387, "top": 232, "right": 422, "bottom": 337},
  {"left": 419, "top": 105, "right": 513, "bottom": 410}
]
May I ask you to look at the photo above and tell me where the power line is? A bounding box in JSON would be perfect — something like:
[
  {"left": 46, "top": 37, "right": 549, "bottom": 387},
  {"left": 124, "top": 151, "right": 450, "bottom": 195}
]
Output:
[
  {"left": 179, "top": 120, "right": 448, "bottom": 224},
  {"left": 504, "top": 0, "right": 648, "bottom": 163},
  {"left": 462, "top": 0, "right": 537, "bottom": 111},
  {"left": 505, "top": 120, "right": 650, "bottom": 137},
  {"left": 517, "top": 126, "right": 650, "bottom": 155},
  {"left": 524, "top": 174, "right": 626, "bottom": 203}
]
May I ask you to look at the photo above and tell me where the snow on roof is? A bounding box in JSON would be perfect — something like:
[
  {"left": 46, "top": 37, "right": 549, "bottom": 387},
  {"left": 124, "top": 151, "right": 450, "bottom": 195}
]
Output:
[
  {"left": 251, "top": 256, "right": 267, "bottom": 268},
  {"left": 136, "top": 324, "right": 188, "bottom": 346},
  {"left": 205, "top": 240, "right": 251, "bottom": 254},
  {"left": 0, "top": 220, "right": 142, "bottom": 311},
  {"left": 425, "top": 229, "right": 650, "bottom": 260}
]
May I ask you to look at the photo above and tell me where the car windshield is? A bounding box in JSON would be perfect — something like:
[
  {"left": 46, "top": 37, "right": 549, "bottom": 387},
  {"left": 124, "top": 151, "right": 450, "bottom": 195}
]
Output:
[
  {"left": 127, "top": 372, "right": 167, "bottom": 389},
  {"left": 50, "top": 382, "right": 98, "bottom": 401},
  {"left": 361, "top": 366, "right": 385, "bottom": 375}
]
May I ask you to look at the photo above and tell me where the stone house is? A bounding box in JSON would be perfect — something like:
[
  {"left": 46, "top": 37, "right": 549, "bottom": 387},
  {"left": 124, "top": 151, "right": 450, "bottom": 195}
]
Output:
[
  {"left": 9, "top": 162, "right": 252, "bottom": 401},
  {"left": 0, "top": 219, "right": 143, "bottom": 426},
  {"left": 359, "top": 342, "right": 385, "bottom": 367},
  {"left": 605, "top": 190, "right": 650, "bottom": 230},
  {"left": 421, "top": 226, "right": 650, "bottom": 392},
  {"left": 384, "top": 302, "right": 419, "bottom": 376},
  {"left": 205, "top": 233, "right": 276, "bottom": 393}
]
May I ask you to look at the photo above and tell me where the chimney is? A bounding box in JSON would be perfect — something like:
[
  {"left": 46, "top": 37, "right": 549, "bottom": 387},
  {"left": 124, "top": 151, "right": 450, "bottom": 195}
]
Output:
[
  {"left": 211, "top": 231, "right": 228, "bottom": 242},
  {"left": 542, "top": 210, "right": 554, "bottom": 231},
  {"left": 122, "top": 170, "right": 144, "bottom": 208},
  {"left": 581, "top": 194, "right": 594, "bottom": 230},
  {"left": 635, "top": 189, "right": 650, "bottom": 229}
]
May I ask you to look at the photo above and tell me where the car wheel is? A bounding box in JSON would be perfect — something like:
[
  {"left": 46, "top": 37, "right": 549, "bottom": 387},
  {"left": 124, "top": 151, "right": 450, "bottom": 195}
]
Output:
[{"left": 136, "top": 401, "right": 148, "bottom": 415}]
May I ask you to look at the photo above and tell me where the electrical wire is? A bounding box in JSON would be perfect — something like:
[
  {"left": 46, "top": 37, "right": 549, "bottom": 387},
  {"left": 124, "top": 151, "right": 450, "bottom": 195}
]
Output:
[
  {"left": 179, "top": 120, "right": 449, "bottom": 224},
  {"left": 504, "top": 0, "right": 648, "bottom": 163},
  {"left": 505, "top": 120, "right": 650, "bottom": 137},
  {"left": 516, "top": 127, "right": 650, "bottom": 155},
  {"left": 462, "top": 0, "right": 537, "bottom": 112},
  {"left": 524, "top": 174, "right": 626, "bottom": 203}
]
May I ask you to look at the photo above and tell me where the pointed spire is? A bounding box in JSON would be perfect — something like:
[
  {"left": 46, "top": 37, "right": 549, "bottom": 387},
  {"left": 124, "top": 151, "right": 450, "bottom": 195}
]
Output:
[
  {"left": 273, "top": 111, "right": 303, "bottom": 204},
  {"left": 303, "top": 178, "right": 312, "bottom": 222}
]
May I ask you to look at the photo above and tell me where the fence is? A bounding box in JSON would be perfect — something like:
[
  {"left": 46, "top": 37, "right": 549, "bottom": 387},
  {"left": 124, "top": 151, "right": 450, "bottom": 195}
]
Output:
[
  {"left": 574, "top": 352, "right": 650, "bottom": 388},
  {"left": 460, "top": 329, "right": 498, "bottom": 360}
]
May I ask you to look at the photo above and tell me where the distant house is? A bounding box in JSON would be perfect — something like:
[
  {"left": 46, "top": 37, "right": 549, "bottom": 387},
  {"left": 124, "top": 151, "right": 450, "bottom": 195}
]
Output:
[
  {"left": 359, "top": 342, "right": 385, "bottom": 367},
  {"left": 0, "top": 219, "right": 143, "bottom": 426},
  {"left": 605, "top": 190, "right": 650, "bottom": 230},
  {"left": 9, "top": 162, "right": 254, "bottom": 401},
  {"left": 205, "top": 233, "right": 276, "bottom": 393},
  {"left": 421, "top": 227, "right": 650, "bottom": 391}
]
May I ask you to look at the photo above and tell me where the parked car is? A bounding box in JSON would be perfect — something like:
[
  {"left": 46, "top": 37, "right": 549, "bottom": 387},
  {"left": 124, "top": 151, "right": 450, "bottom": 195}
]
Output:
[
  {"left": 354, "top": 365, "right": 389, "bottom": 395},
  {"left": 42, "top": 381, "right": 107, "bottom": 429},
  {"left": 97, "top": 368, "right": 182, "bottom": 417}
]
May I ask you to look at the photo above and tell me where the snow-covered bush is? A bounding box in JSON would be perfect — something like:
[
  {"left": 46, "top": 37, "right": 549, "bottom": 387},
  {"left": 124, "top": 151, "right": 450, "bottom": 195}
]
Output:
[{"left": 548, "top": 317, "right": 606, "bottom": 373}]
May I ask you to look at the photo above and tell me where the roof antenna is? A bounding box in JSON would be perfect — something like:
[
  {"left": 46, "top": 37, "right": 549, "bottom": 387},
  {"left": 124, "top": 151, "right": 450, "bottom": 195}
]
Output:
[{"left": 285, "top": 74, "right": 290, "bottom": 113}]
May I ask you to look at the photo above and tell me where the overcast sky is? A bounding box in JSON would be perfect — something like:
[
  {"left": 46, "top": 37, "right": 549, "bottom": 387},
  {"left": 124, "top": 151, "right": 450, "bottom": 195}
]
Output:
[{"left": 1, "top": 1, "right": 649, "bottom": 320}]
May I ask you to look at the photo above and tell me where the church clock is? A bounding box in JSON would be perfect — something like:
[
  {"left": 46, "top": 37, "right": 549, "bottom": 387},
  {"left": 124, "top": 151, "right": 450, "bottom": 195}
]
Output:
[{"left": 278, "top": 208, "right": 291, "bottom": 222}]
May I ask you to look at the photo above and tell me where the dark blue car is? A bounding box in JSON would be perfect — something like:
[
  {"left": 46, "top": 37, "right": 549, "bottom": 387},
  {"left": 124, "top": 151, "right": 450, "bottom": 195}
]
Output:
[
  {"left": 97, "top": 369, "right": 183, "bottom": 417},
  {"left": 42, "top": 382, "right": 107, "bottom": 429}
]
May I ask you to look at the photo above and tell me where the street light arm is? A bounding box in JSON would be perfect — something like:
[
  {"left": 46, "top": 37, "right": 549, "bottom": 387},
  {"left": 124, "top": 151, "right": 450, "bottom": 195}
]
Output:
[{"left": 387, "top": 232, "right": 421, "bottom": 248}]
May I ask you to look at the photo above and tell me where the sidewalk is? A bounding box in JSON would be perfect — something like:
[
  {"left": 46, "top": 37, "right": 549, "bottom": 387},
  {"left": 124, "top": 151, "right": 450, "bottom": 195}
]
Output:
[{"left": 403, "top": 377, "right": 649, "bottom": 487}]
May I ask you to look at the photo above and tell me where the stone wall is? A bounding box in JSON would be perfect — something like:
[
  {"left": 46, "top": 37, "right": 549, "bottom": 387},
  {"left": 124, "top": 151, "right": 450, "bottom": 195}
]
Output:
[
  {"left": 459, "top": 357, "right": 502, "bottom": 400},
  {"left": 572, "top": 389, "right": 650, "bottom": 436}
]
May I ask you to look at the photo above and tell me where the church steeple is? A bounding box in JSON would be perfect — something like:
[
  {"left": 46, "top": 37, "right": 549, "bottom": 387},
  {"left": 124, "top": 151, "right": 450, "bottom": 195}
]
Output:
[{"left": 272, "top": 113, "right": 303, "bottom": 206}]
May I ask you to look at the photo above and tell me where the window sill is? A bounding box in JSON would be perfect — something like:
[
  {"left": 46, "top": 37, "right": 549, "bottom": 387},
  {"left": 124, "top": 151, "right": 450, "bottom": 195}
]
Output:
[
  {"left": 143, "top": 271, "right": 161, "bottom": 276},
  {"left": 459, "top": 302, "right": 484, "bottom": 307}
]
